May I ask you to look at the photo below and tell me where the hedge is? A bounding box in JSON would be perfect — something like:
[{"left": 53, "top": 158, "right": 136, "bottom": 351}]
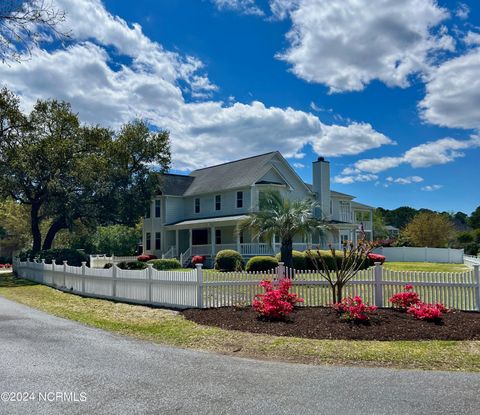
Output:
[
  {"left": 275, "top": 250, "right": 307, "bottom": 270},
  {"left": 215, "top": 249, "right": 244, "bottom": 271},
  {"left": 147, "top": 258, "right": 181, "bottom": 270},
  {"left": 304, "top": 249, "right": 369, "bottom": 271},
  {"left": 33, "top": 248, "right": 89, "bottom": 267},
  {"left": 245, "top": 256, "right": 278, "bottom": 272},
  {"left": 117, "top": 261, "right": 148, "bottom": 270}
]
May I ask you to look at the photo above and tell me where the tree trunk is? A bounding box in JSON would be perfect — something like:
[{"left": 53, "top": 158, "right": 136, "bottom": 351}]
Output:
[
  {"left": 42, "top": 218, "right": 67, "bottom": 250},
  {"left": 30, "top": 202, "right": 42, "bottom": 254},
  {"left": 280, "top": 238, "right": 293, "bottom": 269},
  {"left": 336, "top": 283, "right": 343, "bottom": 303}
]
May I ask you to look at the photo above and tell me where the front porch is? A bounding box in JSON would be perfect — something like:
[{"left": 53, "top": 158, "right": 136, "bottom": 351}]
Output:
[{"left": 156, "top": 214, "right": 370, "bottom": 266}]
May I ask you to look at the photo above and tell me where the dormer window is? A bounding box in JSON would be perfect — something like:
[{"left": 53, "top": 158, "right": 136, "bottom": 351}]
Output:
[
  {"left": 236, "top": 191, "right": 243, "bottom": 208},
  {"left": 194, "top": 198, "right": 200, "bottom": 213}
]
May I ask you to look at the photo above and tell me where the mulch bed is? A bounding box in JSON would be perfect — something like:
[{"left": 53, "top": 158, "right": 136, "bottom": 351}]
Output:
[{"left": 182, "top": 307, "right": 480, "bottom": 341}]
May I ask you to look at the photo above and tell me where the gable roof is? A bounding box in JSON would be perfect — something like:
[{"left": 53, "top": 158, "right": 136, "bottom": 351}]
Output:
[
  {"left": 158, "top": 174, "right": 195, "bottom": 196},
  {"left": 182, "top": 152, "right": 279, "bottom": 196}
]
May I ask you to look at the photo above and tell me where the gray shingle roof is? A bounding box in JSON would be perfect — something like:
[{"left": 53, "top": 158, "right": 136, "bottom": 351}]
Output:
[
  {"left": 158, "top": 174, "right": 195, "bottom": 196},
  {"left": 182, "top": 152, "right": 279, "bottom": 196}
]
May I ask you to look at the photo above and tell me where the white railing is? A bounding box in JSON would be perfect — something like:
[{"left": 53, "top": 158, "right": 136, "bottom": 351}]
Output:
[
  {"left": 162, "top": 246, "right": 175, "bottom": 259},
  {"left": 180, "top": 247, "right": 192, "bottom": 267},
  {"left": 13, "top": 259, "right": 480, "bottom": 311},
  {"left": 89, "top": 255, "right": 138, "bottom": 268},
  {"left": 240, "top": 243, "right": 275, "bottom": 256}
]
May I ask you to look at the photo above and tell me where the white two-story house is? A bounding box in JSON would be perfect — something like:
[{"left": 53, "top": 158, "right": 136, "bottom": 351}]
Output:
[{"left": 142, "top": 152, "right": 373, "bottom": 265}]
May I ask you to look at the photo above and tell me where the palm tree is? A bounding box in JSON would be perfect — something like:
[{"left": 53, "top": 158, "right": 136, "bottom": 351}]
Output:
[{"left": 238, "top": 191, "right": 331, "bottom": 268}]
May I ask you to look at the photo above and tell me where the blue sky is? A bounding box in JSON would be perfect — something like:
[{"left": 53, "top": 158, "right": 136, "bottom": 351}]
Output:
[{"left": 2, "top": 0, "right": 480, "bottom": 213}]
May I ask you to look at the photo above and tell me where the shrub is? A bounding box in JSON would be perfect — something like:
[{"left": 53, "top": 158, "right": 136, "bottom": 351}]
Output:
[
  {"left": 389, "top": 284, "right": 421, "bottom": 310},
  {"left": 275, "top": 250, "right": 307, "bottom": 270},
  {"left": 214, "top": 249, "right": 244, "bottom": 271},
  {"left": 103, "top": 263, "right": 113, "bottom": 269},
  {"left": 117, "top": 261, "right": 148, "bottom": 270},
  {"left": 191, "top": 255, "right": 206, "bottom": 266},
  {"left": 38, "top": 248, "right": 88, "bottom": 266},
  {"left": 18, "top": 249, "right": 35, "bottom": 262},
  {"left": 332, "top": 296, "right": 377, "bottom": 322},
  {"left": 407, "top": 302, "right": 448, "bottom": 322},
  {"left": 148, "top": 258, "right": 181, "bottom": 270},
  {"left": 305, "top": 250, "right": 369, "bottom": 271},
  {"left": 137, "top": 254, "right": 157, "bottom": 262},
  {"left": 252, "top": 279, "right": 304, "bottom": 319},
  {"left": 246, "top": 256, "right": 278, "bottom": 272},
  {"left": 367, "top": 253, "right": 385, "bottom": 265},
  {"left": 0, "top": 264, "right": 12, "bottom": 268}
]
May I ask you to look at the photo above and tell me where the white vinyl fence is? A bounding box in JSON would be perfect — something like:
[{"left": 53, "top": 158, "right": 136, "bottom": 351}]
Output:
[
  {"left": 12, "top": 259, "right": 480, "bottom": 311},
  {"left": 374, "top": 247, "right": 464, "bottom": 263}
]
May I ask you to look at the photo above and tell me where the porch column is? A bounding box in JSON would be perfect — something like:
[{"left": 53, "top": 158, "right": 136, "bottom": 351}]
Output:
[
  {"left": 175, "top": 229, "right": 179, "bottom": 256},
  {"left": 211, "top": 226, "right": 216, "bottom": 258},
  {"left": 236, "top": 232, "right": 241, "bottom": 254},
  {"left": 307, "top": 233, "right": 312, "bottom": 249},
  {"left": 189, "top": 229, "right": 193, "bottom": 252},
  {"left": 272, "top": 233, "right": 276, "bottom": 254}
]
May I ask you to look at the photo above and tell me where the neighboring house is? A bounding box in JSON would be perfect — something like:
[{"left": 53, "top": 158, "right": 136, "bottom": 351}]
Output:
[
  {"left": 142, "top": 152, "right": 374, "bottom": 265},
  {"left": 385, "top": 225, "right": 400, "bottom": 238}
]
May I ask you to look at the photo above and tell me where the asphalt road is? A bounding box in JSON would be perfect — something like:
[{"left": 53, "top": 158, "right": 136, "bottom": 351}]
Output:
[{"left": 1, "top": 296, "right": 479, "bottom": 415}]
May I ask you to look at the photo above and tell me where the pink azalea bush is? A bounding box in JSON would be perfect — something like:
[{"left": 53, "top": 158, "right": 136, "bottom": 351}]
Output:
[
  {"left": 332, "top": 296, "right": 377, "bottom": 322},
  {"left": 137, "top": 254, "right": 157, "bottom": 262},
  {"left": 367, "top": 253, "right": 386, "bottom": 265},
  {"left": 191, "top": 255, "right": 206, "bottom": 265},
  {"left": 389, "top": 284, "right": 421, "bottom": 310},
  {"left": 252, "top": 279, "right": 304, "bottom": 319},
  {"left": 407, "top": 302, "right": 448, "bottom": 322},
  {"left": 0, "top": 264, "right": 12, "bottom": 269}
]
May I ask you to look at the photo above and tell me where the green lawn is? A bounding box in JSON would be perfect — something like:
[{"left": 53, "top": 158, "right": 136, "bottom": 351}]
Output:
[
  {"left": 384, "top": 262, "right": 470, "bottom": 273},
  {"left": 1, "top": 272, "right": 479, "bottom": 372}
]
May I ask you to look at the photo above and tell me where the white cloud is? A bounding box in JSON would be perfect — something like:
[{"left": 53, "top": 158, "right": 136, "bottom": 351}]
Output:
[
  {"left": 211, "top": 0, "right": 264, "bottom": 16},
  {"left": 293, "top": 162, "right": 304, "bottom": 168},
  {"left": 386, "top": 176, "right": 424, "bottom": 185},
  {"left": 350, "top": 136, "right": 480, "bottom": 174},
  {"left": 464, "top": 31, "right": 480, "bottom": 46},
  {"left": 455, "top": 3, "right": 470, "bottom": 20},
  {"left": 313, "top": 123, "right": 394, "bottom": 157},
  {"left": 421, "top": 184, "right": 443, "bottom": 191},
  {"left": 274, "top": 0, "right": 453, "bottom": 92},
  {"left": 333, "top": 174, "right": 378, "bottom": 185},
  {"left": 0, "top": 0, "right": 391, "bottom": 171},
  {"left": 419, "top": 49, "right": 480, "bottom": 129}
]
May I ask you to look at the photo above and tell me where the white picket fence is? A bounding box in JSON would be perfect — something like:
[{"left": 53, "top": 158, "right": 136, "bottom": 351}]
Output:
[{"left": 12, "top": 259, "right": 480, "bottom": 311}]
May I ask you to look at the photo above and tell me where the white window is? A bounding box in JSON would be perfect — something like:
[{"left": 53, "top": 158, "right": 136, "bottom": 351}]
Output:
[
  {"left": 236, "top": 191, "right": 243, "bottom": 208},
  {"left": 155, "top": 200, "right": 161, "bottom": 218},
  {"left": 215, "top": 195, "right": 221, "bottom": 211},
  {"left": 194, "top": 198, "right": 200, "bottom": 213}
]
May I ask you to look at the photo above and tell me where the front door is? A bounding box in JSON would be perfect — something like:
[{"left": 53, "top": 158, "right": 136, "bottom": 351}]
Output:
[
  {"left": 192, "top": 229, "right": 208, "bottom": 245},
  {"left": 340, "top": 231, "right": 350, "bottom": 247}
]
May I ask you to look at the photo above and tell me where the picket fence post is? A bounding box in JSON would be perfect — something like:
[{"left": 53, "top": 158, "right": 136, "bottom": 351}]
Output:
[
  {"left": 277, "top": 262, "right": 285, "bottom": 279},
  {"left": 62, "top": 260, "right": 68, "bottom": 288},
  {"left": 196, "top": 264, "right": 203, "bottom": 308},
  {"left": 147, "top": 264, "right": 153, "bottom": 303},
  {"left": 81, "top": 261, "right": 86, "bottom": 293},
  {"left": 374, "top": 262, "right": 383, "bottom": 307},
  {"left": 474, "top": 265, "right": 480, "bottom": 311},
  {"left": 112, "top": 264, "right": 117, "bottom": 297}
]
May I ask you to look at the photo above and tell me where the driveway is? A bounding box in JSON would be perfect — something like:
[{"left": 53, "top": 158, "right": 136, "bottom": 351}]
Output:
[{"left": 0, "top": 296, "right": 479, "bottom": 415}]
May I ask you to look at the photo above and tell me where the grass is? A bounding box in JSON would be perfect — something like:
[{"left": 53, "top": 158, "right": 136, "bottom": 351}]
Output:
[
  {"left": 384, "top": 262, "right": 470, "bottom": 273},
  {"left": 1, "top": 272, "right": 480, "bottom": 372}
]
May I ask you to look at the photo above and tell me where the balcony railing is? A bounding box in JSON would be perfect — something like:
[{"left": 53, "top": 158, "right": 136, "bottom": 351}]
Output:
[{"left": 190, "top": 243, "right": 312, "bottom": 257}]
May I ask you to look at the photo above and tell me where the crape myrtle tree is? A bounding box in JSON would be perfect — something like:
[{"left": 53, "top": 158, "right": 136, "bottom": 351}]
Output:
[
  {"left": 239, "top": 191, "right": 331, "bottom": 268},
  {"left": 0, "top": 88, "right": 171, "bottom": 253},
  {"left": 306, "top": 232, "right": 376, "bottom": 303}
]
